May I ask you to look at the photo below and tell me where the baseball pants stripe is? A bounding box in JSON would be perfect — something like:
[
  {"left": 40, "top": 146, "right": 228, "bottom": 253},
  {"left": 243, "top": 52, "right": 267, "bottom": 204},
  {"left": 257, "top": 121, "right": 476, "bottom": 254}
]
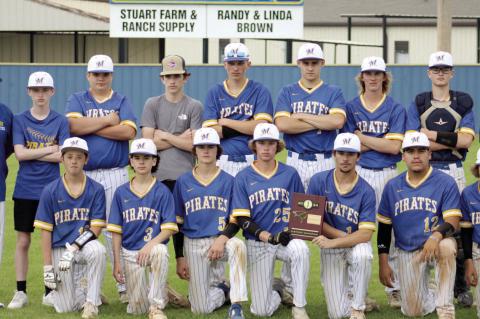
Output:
[
  {"left": 438, "top": 165, "right": 466, "bottom": 192},
  {"left": 286, "top": 152, "right": 334, "bottom": 191},
  {"left": 217, "top": 155, "right": 254, "bottom": 177}
]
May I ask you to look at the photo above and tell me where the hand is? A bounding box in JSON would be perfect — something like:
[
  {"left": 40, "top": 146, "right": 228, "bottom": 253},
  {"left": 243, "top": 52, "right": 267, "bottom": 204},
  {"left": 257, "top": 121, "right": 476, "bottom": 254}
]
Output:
[
  {"left": 137, "top": 240, "right": 156, "bottom": 267},
  {"left": 354, "top": 130, "right": 363, "bottom": 138},
  {"left": 58, "top": 243, "right": 76, "bottom": 271},
  {"left": 207, "top": 237, "right": 227, "bottom": 261},
  {"left": 379, "top": 259, "right": 395, "bottom": 288},
  {"left": 49, "top": 144, "right": 59, "bottom": 153},
  {"left": 419, "top": 233, "right": 441, "bottom": 262},
  {"left": 154, "top": 129, "right": 171, "bottom": 141},
  {"left": 218, "top": 118, "right": 230, "bottom": 126},
  {"left": 312, "top": 235, "right": 336, "bottom": 249},
  {"left": 179, "top": 128, "right": 193, "bottom": 140},
  {"left": 176, "top": 257, "right": 190, "bottom": 280},
  {"left": 259, "top": 231, "right": 271, "bottom": 243},
  {"left": 268, "top": 231, "right": 292, "bottom": 246},
  {"left": 43, "top": 265, "right": 57, "bottom": 290},
  {"left": 420, "top": 128, "right": 436, "bottom": 141},
  {"left": 465, "top": 259, "right": 478, "bottom": 287},
  {"left": 105, "top": 112, "right": 120, "bottom": 126},
  {"left": 113, "top": 262, "right": 125, "bottom": 284}
]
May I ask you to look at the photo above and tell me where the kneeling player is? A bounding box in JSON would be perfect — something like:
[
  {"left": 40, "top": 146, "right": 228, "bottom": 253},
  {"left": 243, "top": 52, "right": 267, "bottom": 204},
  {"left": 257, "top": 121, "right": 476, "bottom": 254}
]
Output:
[
  {"left": 108, "top": 138, "right": 178, "bottom": 319},
  {"left": 308, "top": 133, "right": 376, "bottom": 319},
  {"left": 377, "top": 132, "right": 460, "bottom": 318},
  {"left": 34, "top": 137, "right": 107, "bottom": 319},
  {"left": 173, "top": 128, "right": 247, "bottom": 318},
  {"left": 231, "top": 123, "right": 310, "bottom": 319}
]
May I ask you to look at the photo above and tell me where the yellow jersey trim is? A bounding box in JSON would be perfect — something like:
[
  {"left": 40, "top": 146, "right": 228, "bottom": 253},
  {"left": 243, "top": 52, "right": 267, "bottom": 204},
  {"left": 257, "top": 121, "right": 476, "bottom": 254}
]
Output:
[
  {"left": 34, "top": 220, "right": 53, "bottom": 231},
  {"left": 406, "top": 167, "right": 432, "bottom": 189}
]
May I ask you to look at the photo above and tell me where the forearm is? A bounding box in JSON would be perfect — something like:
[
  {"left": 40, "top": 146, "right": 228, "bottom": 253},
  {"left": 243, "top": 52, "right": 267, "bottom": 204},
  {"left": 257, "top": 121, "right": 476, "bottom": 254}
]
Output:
[
  {"left": 164, "top": 133, "right": 193, "bottom": 152},
  {"left": 15, "top": 146, "right": 55, "bottom": 161},
  {"left": 112, "top": 233, "right": 122, "bottom": 265},
  {"left": 95, "top": 125, "right": 136, "bottom": 141},
  {"left": 38, "top": 151, "right": 62, "bottom": 163},
  {"left": 69, "top": 117, "right": 110, "bottom": 135},
  {"left": 151, "top": 229, "right": 175, "bottom": 245},
  {"left": 359, "top": 135, "right": 401, "bottom": 155},
  {"left": 328, "top": 229, "right": 373, "bottom": 248},
  {"left": 90, "top": 226, "right": 103, "bottom": 238},
  {"left": 41, "top": 230, "right": 53, "bottom": 265},
  {"left": 425, "top": 130, "right": 473, "bottom": 150},
  {"left": 221, "top": 119, "right": 267, "bottom": 135},
  {"left": 322, "top": 222, "right": 347, "bottom": 239},
  {"left": 297, "top": 113, "right": 345, "bottom": 131},
  {"left": 275, "top": 117, "right": 316, "bottom": 134}
]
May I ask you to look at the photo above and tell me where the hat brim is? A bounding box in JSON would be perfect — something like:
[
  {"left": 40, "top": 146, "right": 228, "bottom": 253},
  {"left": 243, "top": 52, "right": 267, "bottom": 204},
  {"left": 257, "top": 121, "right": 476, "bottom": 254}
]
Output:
[
  {"left": 428, "top": 64, "right": 453, "bottom": 68},
  {"left": 361, "top": 68, "right": 386, "bottom": 72},
  {"left": 334, "top": 147, "right": 360, "bottom": 153},
  {"left": 61, "top": 147, "right": 88, "bottom": 155},
  {"left": 224, "top": 57, "right": 249, "bottom": 62},
  {"left": 297, "top": 56, "right": 324, "bottom": 61},
  {"left": 27, "top": 85, "right": 54, "bottom": 89},
  {"left": 88, "top": 69, "right": 113, "bottom": 73},
  {"left": 129, "top": 151, "right": 157, "bottom": 156},
  {"left": 402, "top": 145, "right": 430, "bottom": 150},
  {"left": 193, "top": 142, "right": 220, "bottom": 146},
  {"left": 160, "top": 70, "right": 188, "bottom": 76}
]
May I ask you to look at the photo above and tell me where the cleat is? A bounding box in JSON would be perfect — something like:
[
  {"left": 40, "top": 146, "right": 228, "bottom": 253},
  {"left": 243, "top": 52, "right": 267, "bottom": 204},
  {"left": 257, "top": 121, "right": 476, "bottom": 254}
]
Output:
[
  {"left": 387, "top": 291, "right": 401, "bottom": 309},
  {"left": 7, "top": 291, "right": 28, "bottom": 309},
  {"left": 81, "top": 302, "right": 98, "bottom": 319},
  {"left": 292, "top": 306, "right": 309, "bottom": 319},
  {"left": 149, "top": 305, "right": 167, "bottom": 319},
  {"left": 227, "top": 303, "right": 245, "bottom": 319},
  {"left": 456, "top": 291, "right": 473, "bottom": 308},
  {"left": 350, "top": 309, "right": 366, "bottom": 319},
  {"left": 217, "top": 281, "right": 230, "bottom": 305},
  {"left": 118, "top": 291, "right": 128, "bottom": 304},
  {"left": 272, "top": 277, "right": 294, "bottom": 307},
  {"left": 167, "top": 284, "right": 190, "bottom": 308},
  {"left": 365, "top": 296, "right": 379, "bottom": 312},
  {"left": 42, "top": 292, "right": 54, "bottom": 307}
]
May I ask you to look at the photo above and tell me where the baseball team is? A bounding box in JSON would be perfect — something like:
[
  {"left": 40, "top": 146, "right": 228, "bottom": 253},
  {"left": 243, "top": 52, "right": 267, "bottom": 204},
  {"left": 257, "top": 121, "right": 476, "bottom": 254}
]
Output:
[{"left": 0, "top": 41, "right": 478, "bottom": 319}]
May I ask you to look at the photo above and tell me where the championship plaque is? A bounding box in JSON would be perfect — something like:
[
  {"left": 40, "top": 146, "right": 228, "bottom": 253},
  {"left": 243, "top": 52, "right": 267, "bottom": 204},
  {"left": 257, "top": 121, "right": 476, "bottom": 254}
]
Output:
[{"left": 288, "top": 193, "right": 326, "bottom": 241}]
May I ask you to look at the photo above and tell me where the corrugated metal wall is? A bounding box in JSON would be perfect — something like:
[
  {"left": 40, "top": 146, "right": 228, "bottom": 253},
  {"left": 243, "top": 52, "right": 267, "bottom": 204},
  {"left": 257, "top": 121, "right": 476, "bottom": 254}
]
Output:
[{"left": 0, "top": 64, "right": 479, "bottom": 128}]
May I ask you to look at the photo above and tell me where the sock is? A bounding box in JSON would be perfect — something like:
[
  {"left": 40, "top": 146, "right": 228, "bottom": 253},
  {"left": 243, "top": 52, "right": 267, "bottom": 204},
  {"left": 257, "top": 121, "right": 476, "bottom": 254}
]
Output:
[{"left": 17, "top": 281, "right": 26, "bottom": 293}]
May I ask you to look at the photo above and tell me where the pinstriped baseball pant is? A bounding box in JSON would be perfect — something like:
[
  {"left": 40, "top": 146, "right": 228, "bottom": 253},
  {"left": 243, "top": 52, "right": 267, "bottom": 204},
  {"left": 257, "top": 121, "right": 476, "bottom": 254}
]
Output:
[
  {"left": 286, "top": 151, "right": 335, "bottom": 191},
  {"left": 472, "top": 243, "right": 480, "bottom": 318}
]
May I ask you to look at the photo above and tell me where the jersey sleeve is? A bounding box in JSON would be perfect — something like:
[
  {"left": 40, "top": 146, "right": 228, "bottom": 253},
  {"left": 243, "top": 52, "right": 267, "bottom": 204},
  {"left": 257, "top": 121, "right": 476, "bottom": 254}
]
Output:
[
  {"left": 172, "top": 179, "right": 186, "bottom": 225},
  {"left": 306, "top": 174, "right": 321, "bottom": 195},
  {"left": 107, "top": 189, "right": 124, "bottom": 234},
  {"left": 57, "top": 115, "right": 70, "bottom": 145},
  {"left": 231, "top": 174, "right": 251, "bottom": 219},
  {"left": 90, "top": 185, "right": 106, "bottom": 228},
  {"left": 329, "top": 87, "right": 347, "bottom": 118},
  {"left": 274, "top": 87, "right": 292, "bottom": 119},
  {"left": 4, "top": 106, "right": 14, "bottom": 158},
  {"left": 342, "top": 102, "right": 356, "bottom": 133},
  {"left": 377, "top": 183, "right": 393, "bottom": 225},
  {"left": 190, "top": 100, "right": 204, "bottom": 130},
  {"left": 440, "top": 177, "right": 462, "bottom": 219},
  {"left": 358, "top": 187, "right": 377, "bottom": 231},
  {"left": 292, "top": 170, "right": 305, "bottom": 194},
  {"left": 460, "top": 190, "right": 473, "bottom": 229},
  {"left": 159, "top": 190, "right": 179, "bottom": 232},
  {"left": 65, "top": 94, "right": 84, "bottom": 118},
  {"left": 118, "top": 96, "right": 137, "bottom": 133},
  {"left": 140, "top": 98, "right": 157, "bottom": 129},
  {"left": 405, "top": 101, "right": 421, "bottom": 132},
  {"left": 253, "top": 85, "right": 273, "bottom": 122},
  {"left": 385, "top": 102, "right": 406, "bottom": 141},
  {"left": 34, "top": 187, "right": 55, "bottom": 231},
  {"left": 458, "top": 108, "right": 476, "bottom": 138},
  {"left": 202, "top": 88, "right": 220, "bottom": 127},
  {"left": 12, "top": 116, "right": 25, "bottom": 146}
]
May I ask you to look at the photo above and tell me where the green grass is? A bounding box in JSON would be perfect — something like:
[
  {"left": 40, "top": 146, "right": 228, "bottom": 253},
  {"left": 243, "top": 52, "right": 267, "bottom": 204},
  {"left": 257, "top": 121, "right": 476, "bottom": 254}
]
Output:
[{"left": 0, "top": 144, "right": 479, "bottom": 318}]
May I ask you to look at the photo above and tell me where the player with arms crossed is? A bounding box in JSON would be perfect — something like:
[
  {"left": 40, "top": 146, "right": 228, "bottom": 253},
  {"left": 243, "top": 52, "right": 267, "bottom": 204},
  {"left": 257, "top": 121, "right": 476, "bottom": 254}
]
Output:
[
  {"left": 10, "top": 72, "right": 69, "bottom": 309},
  {"left": 173, "top": 128, "right": 247, "bottom": 318},
  {"left": 34, "top": 137, "right": 106, "bottom": 319},
  {"left": 275, "top": 43, "right": 346, "bottom": 190},
  {"left": 344, "top": 56, "right": 406, "bottom": 307},
  {"left": 65, "top": 55, "right": 137, "bottom": 301},
  {"left": 377, "top": 132, "right": 461, "bottom": 319},
  {"left": 308, "top": 133, "right": 376, "bottom": 319},
  {"left": 231, "top": 123, "right": 310, "bottom": 319},
  {"left": 203, "top": 42, "right": 273, "bottom": 177},
  {"left": 108, "top": 138, "right": 178, "bottom": 319}
]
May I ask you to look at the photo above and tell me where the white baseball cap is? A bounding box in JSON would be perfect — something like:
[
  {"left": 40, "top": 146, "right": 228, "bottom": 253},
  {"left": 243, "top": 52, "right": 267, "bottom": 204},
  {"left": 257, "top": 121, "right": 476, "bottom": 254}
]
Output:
[
  {"left": 27, "top": 71, "right": 54, "bottom": 88},
  {"left": 361, "top": 56, "right": 386, "bottom": 72},
  {"left": 193, "top": 127, "right": 220, "bottom": 146},
  {"left": 297, "top": 43, "right": 324, "bottom": 61},
  {"left": 61, "top": 137, "right": 89, "bottom": 154},
  {"left": 224, "top": 43, "right": 250, "bottom": 62},
  {"left": 252, "top": 123, "right": 280, "bottom": 142},
  {"left": 428, "top": 51, "right": 453, "bottom": 68},
  {"left": 87, "top": 54, "right": 114, "bottom": 73},
  {"left": 333, "top": 133, "right": 361, "bottom": 153},
  {"left": 402, "top": 132, "right": 430, "bottom": 150},
  {"left": 130, "top": 138, "right": 157, "bottom": 156}
]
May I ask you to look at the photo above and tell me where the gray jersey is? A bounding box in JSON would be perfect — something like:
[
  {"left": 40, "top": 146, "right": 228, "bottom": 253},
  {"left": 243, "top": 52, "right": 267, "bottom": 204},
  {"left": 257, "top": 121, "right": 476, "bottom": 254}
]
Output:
[{"left": 141, "top": 95, "right": 203, "bottom": 181}]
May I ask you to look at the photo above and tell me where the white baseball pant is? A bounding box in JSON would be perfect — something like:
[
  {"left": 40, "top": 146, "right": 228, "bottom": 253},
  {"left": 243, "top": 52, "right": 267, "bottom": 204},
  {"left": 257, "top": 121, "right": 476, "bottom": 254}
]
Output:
[
  {"left": 246, "top": 239, "right": 310, "bottom": 317},
  {"left": 472, "top": 243, "right": 480, "bottom": 318},
  {"left": 321, "top": 242, "right": 373, "bottom": 319},
  {"left": 396, "top": 238, "right": 456, "bottom": 317},
  {"left": 50, "top": 240, "right": 106, "bottom": 313},
  {"left": 217, "top": 155, "right": 254, "bottom": 177},
  {"left": 286, "top": 151, "right": 334, "bottom": 191},
  {"left": 86, "top": 167, "right": 129, "bottom": 293},
  {"left": 436, "top": 163, "right": 466, "bottom": 192},
  {"left": 122, "top": 244, "right": 169, "bottom": 314},
  {"left": 184, "top": 236, "right": 248, "bottom": 314}
]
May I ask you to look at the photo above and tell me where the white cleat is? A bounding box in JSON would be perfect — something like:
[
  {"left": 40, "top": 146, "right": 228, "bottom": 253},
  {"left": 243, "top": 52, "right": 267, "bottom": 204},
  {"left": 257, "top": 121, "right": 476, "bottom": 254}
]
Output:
[
  {"left": 7, "top": 291, "right": 28, "bottom": 309},
  {"left": 292, "top": 306, "right": 310, "bottom": 319},
  {"left": 42, "top": 292, "right": 54, "bottom": 307},
  {"left": 81, "top": 302, "right": 98, "bottom": 319}
]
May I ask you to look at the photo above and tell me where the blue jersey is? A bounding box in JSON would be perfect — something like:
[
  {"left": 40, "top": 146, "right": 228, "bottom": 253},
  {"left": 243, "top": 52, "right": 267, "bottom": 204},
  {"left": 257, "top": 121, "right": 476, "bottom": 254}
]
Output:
[
  {"left": 34, "top": 175, "right": 106, "bottom": 248},
  {"left": 173, "top": 168, "right": 233, "bottom": 239},
  {"left": 378, "top": 168, "right": 461, "bottom": 251},
  {"left": 343, "top": 95, "right": 406, "bottom": 169},
  {"left": 107, "top": 178, "right": 178, "bottom": 251},
  {"left": 13, "top": 109, "right": 70, "bottom": 200},
  {"left": 65, "top": 90, "right": 137, "bottom": 170},
  {"left": 274, "top": 81, "right": 346, "bottom": 153},
  {"left": 203, "top": 80, "right": 273, "bottom": 156},
  {"left": 460, "top": 182, "right": 480, "bottom": 245},
  {"left": 307, "top": 169, "right": 376, "bottom": 233},
  {"left": 231, "top": 161, "right": 304, "bottom": 240},
  {"left": 0, "top": 103, "right": 13, "bottom": 201}
]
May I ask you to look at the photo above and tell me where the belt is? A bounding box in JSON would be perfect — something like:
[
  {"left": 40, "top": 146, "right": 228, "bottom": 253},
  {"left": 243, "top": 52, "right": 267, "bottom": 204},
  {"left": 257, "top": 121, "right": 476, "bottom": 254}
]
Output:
[
  {"left": 431, "top": 161, "right": 463, "bottom": 170},
  {"left": 360, "top": 165, "right": 396, "bottom": 171},
  {"left": 287, "top": 150, "right": 332, "bottom": 161}
]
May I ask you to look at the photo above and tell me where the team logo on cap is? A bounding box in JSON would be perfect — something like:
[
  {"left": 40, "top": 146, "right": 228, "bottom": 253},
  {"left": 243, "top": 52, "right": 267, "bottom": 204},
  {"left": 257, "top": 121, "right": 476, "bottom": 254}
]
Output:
[
  {"left": 35, "top": 77, "right": 44, "bottom": 84},
  {"left": 96, "top": 60, "right": 104, "bottom": 67},
  {"left": 168, "top": 61, "right": 176, "bottom": 68},
  {"left": 436, "top": 54, "right": 445, "bottom": 62},
  {"left": 306, "top": 47, "right": 315, "bottom": 55},
  {"left": 201, "top": 133, "right": 210, "bottom": 140},
  {"left": 411, "top": 136, "right": 420, "bottom": 143},
  {"left": 136, "top": 142, "right": 145, "bottom": 149},
  {"left": 343, "top": 137, "right": 352, "bottom": 144},
  {"left": 369, "top": 59, "right": 377, "bottom": 66},
  {"left": 262, "top": 127, "right": 271, "bottom": 135},
  {"left": 69, "top": 139, "right": 79, "bottom": 146}
]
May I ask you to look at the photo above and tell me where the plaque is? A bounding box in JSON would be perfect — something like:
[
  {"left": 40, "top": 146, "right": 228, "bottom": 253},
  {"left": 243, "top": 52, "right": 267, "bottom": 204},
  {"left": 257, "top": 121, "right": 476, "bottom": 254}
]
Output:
[{"left": 288, "top": 193, "right": 326, "bottom": 241}]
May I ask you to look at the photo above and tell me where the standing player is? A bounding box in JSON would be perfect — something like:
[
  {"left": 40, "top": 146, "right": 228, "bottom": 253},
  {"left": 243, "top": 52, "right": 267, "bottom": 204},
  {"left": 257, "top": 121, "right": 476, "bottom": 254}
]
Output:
[
  {"left": 0, "top": 102, "right": 13, "bottom": 308},
  {"left": 203, "top": 42, "right": 273, "bottom": 177},
  {"left": 275, "top": 42, "right": 346, "bottom": 190},
  {"left": 231, "top": 123, "right": 310, "bottom": 319},
  {"left": 308, "top": 133, "right": 376, "bottom": 319},
  {"left": 344, "top": 56, "right": 406, "bottom": 307},
  {"left": 377, "top": 132, "right": 461, "bottom": 318},
  {"left": 461, "top": 149, "right": 480, "bottom": 318},
  {"left": 108, "top": 138, "right": 178, "bottom": 319},
  {"left": 406, "top": 51, "right": 475, "bottom": 306},
  {"left": 65, "top": 54, "right": 137, "bottom": 301},
  {"left": 34, "top": 137, "right": 106, "bottom": 319},
  {"left": 9, "top": 72, "right": 69, "bottom": 309},
  {"left": 173, "top": 128, "right": 247, "bottom": 318}
]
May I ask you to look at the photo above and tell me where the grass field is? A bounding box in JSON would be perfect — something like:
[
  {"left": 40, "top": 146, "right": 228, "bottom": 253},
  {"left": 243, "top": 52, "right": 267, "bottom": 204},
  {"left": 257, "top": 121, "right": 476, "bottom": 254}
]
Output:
[{"left": 0, "top": 145, "right": 479, "bottom": 318}]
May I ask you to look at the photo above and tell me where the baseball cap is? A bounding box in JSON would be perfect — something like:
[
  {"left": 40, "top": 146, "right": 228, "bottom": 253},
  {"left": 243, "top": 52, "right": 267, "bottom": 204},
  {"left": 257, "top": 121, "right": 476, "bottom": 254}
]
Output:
[
  {"left": 130, "top": 138, "right": 157, "bottom": 156},
  {"left": 428, "top": 51, "right": 453, "bottom": 68},
  {"left": 297, "top": 43, "right": 324, "bottom": 61},
  {"left": 61, "top": 137, "right": 89, "bottom": 154},
  {"left": 27, "top": 71, "right": 54, "bottom": 88},
  {"left": 252, "top": 123, "right": 280, "bottom": 142},
  {"left": 361, "top": 56, "right": 386, "bottom": 72},
  {"left": 87, "top": 54, "right": 114, "bottom": 73},
  {"left": 160, "top": 55, "right": 189, "bottom": 76},
  {"left": 193, "top": 127, "right": 220, "bottom": 146},
  {"left": 402, "top": 132, "right": 430, "bottom": 150},
  {"left": 224, "top": 43, "right": 250, "bottom": 62},
  {"left": 333, "top": 133, "right": 361, "bottom": 153}
]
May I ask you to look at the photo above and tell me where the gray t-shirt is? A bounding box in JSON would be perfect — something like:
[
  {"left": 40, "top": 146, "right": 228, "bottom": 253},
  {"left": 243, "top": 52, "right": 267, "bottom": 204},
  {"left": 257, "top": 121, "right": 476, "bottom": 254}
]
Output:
[{"left": 141, "top": 94, "right": 203, "bottom": 181}]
